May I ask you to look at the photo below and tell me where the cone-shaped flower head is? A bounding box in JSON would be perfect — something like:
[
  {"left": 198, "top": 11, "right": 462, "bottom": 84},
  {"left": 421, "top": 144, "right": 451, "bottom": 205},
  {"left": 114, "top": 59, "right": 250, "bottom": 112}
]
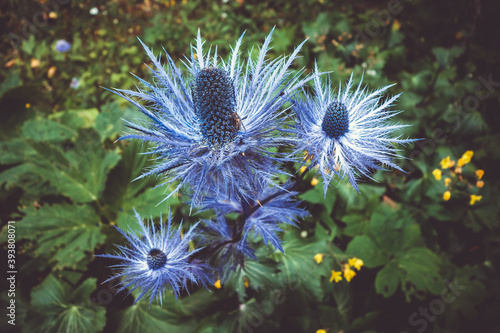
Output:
[
  {"left": 97, "top": 210, "right": 211, "bottom": 305},
  {"left": 292, "top": 66, "right": 415, "bottom": 193},
  {"left": 110, "top": 29, "right": 312, "bottom": 206}
]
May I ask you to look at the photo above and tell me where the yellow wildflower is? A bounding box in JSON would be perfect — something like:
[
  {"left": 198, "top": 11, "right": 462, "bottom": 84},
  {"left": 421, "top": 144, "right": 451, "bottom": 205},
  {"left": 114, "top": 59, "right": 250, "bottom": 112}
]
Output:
[
  {"left": 348, "top": 257, "right": 364, "bottom": 271},
  {"left": 470, "top": 195, "right": 482, "bottom": 205},
  {"left": 454, "top": 167, "right": 462, "bottom": 174},
  {"left": 443, "top": 191, "right": 451, "bottom": 201},
  {"left": 432, "top": 169, "right": 442, "bottom": 180},
  {"left": 476, "top": 180, "right": 484, "bottom": 188},
  {"left": 458, "top": 150, "right": 473, "bottom": 166},
  {"left": 475, "top": 169, "right": 484, "bottom": 180},
  {"left": 311, "top": 177, "right": 319, "bottom": 186},
  {"left": 214, "top": 279, "right": 221, "bottom": 289},
  {"left": 444, "top": 178, "right": 451, "bottom": 187},
  {"left": 300, "top": 165, "right": 307, "bottom": 174},
  {"left": 244, "top": 277, "right": 249, "bottom": 288},
  {"left": 343, "top": 264, "right": 356, "bottom": 282},
  {"left": 440, "top": 156, "right": 455, "bottom": 169},
  {"left": 314, "top": 253, "right": 324, "bottom": 264},
  {"left": 329, "top": 270, "right": 342, "bottom": 283},
  {"left": 316, "top": 330, "right": 327, "bottom": 333},
  {"left": 25, "top": 103, "right": 31, "bottom": 108}
]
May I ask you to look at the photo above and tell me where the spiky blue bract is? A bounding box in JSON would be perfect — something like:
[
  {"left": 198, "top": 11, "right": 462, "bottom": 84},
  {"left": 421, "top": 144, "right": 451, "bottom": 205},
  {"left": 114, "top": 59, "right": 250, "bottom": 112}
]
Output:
[
  {"left": 110, "top": 29, "right": 312, "bottom": 206},
  {"left": 97, "top": 210, "right": 211, "bottom": 305},
  {"left": 200, "top": 180, "right": 308, "bottom": 253},
  {"left": 292, "top": 67, "right": 414, "bottom": 194},
  {"left": 198, "top": 216, "right": 257, "bottom": 280}
]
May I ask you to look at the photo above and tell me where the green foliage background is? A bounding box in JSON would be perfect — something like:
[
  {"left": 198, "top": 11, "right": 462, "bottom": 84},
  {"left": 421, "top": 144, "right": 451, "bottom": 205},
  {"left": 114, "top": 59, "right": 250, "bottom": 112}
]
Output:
[{"left": 1, "top": 0, "right": 499, "bottom": 332}]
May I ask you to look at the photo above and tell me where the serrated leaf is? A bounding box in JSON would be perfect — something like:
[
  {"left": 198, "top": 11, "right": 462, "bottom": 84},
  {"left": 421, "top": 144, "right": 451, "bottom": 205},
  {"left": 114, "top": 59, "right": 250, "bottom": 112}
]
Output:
[
  {"left": 12, "top": 130, "right": 120, "bottom": 202},
  {"left": 95, "top": 102, "right": 126, "bottom": 142},
  {"left": 115, "top": 302, "right": 196, "bottom": 333},
  {"left": 18, "top": 204, "right": 105, "bottom": 268},
  {"left": 30, "top": 275, "right": 106, "bottom": 333},
  {"left": 22, "top": 118, "right": 77, "bottom": 142}
]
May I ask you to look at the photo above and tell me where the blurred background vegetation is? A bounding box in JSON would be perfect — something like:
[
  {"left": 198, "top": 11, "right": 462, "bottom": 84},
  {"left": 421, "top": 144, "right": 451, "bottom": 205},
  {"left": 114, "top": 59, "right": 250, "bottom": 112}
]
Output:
[{"left": 1, "top": 0, "right": 499, "bottom": 332}]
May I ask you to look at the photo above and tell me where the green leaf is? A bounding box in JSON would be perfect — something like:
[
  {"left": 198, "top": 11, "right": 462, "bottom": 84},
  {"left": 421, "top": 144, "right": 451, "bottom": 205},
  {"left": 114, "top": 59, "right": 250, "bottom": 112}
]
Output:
[
  {"left": 95, "top": 102, "right": 126, "bottom": 142},
  {"left": 14, "top": 130, "right": 121, "bottom": 203},
  {"left": 22, "top": 118, "right": 77, "bottom": 142},
  {"left": 18, "top": 204, "right": 105, "bottom": 269},
  {"left": 275, "top": 239, "right": 325, "bottom": 301},
  {"left": 432, "top": 46, "right": 465, "bottom": 68},
  {"left": 30, "top": 275, "right": 106, "bottom": 333},
  {"left": 345, "top": 235, "right": 387, "bottom": 268},
  {"left": 375, "top": 264, "right": 401, "bottom": 298},
  {"left": 115, "top": 302, "right": 195, "bottom": 333}
]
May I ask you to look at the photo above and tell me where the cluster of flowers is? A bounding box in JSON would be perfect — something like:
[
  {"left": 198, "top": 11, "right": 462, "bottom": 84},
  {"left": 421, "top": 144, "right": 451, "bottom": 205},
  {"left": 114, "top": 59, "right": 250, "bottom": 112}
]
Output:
[
  {"left": 99, "top": 30, "right": 413, "bottom": 305},
  {"left": 433, "top": 150, "right": 484, "bottom": 205},
  {"left": 314, "top": 253, "right": 364, "bottom": 283}
]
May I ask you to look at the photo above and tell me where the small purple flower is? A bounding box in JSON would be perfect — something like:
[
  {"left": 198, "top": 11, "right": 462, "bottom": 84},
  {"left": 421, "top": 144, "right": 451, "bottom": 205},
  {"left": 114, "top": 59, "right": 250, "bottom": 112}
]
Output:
[
  {"left": 55, "top": 39, "right": 71, "bottom": 53},
  {"left": 70, "top": 77, "right": 80, "bottom": 89}
]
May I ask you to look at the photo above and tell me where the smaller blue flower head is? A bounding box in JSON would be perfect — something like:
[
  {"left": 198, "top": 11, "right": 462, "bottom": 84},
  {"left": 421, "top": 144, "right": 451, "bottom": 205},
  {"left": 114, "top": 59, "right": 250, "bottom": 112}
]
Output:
[
  {"left": 98, "top": 209, "right": 211, "bottom": 305},
  {"left": 292, "top": 65, "right": 415, "bottom": 194},
  {"left": 55, "top": 39, "right": 71, "bottom": 53}
]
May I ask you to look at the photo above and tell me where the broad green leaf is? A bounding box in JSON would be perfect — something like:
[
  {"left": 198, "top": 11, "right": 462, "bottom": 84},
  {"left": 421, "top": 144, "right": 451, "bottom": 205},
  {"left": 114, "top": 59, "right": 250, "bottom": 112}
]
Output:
[
  {"left": 95, "top": 102, "right": 126, "bottom": 142},
  {"left": 345, "top": 235, "right": 387, "bottom": 268},
  {"left": 30, "top": 275, "right": 106, "bottom": 333},
  {"left": 22, "top": 118, "right": 77, "bottom": 142},
  {"left": 18, "top": 204, "right": 105, "bottom": 269},
  {"left": 115, "top": 302, "right": 196, "bottom": 333},
  {"left": 375, "top": 264, "right": 401, "bottom": 298},
  {"left": 16, "top": 130, "right": 120, "bottom": 203}
]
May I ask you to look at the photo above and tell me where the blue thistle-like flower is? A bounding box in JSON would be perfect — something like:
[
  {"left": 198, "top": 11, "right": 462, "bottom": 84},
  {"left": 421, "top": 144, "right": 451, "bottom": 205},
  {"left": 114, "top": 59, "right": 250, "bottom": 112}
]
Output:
[
  {"left": 292, "top": 66, "right": 414, "bottom": 193},
  {"left": 109, "top": 29, "right": 311, "bottom": 206},
  {"left": 98, "top": 210, "right": 211, "bottom": 305}
]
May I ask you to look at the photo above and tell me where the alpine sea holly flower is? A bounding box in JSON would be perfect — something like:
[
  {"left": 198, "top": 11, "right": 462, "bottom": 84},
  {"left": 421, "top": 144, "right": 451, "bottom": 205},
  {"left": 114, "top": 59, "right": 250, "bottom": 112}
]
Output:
[
  {"left": 291, "top": 66, "right": 414, "bottom": 193},
  {"left": 110, "top": 29, "right": 311, "bottom": 206},
  {"left": 97, "top": 210, "right": 211, "bottom": 305}
]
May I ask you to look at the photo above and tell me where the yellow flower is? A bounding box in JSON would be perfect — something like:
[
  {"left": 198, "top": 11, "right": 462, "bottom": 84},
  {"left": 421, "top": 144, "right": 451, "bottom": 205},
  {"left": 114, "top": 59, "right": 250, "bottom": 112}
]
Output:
[
  {"left": 343, "top": 264, "right": 356, "bottom": 282},
  {"left": 329, "top": 270, "right": 342, "bottom": 283},
  {"left": 454, "top": 166, "right": 462, "bottom": 174},
  {"left": 25, "top": 103, "right": 31, "bottom": 108},
  {"left": 470, "top": 195, "right": 482, "bottom": 205},
  {"left": 316, "top": 330, "right": 327, "bottom": 333},
  {"left": 444, "top": 178, "right": 451, "bottom": 187},
  {"left": 476, "top": 180, "right": 484, "bottom": 188},
  {"left": 443, "top": 191, "right": 451, "bottom": 201},
  {"left": 311, "top": 177, "right": 319, "bottom": 186},
  {"left": 244, "top": 277, "right": 249, "bottom": 288},
  {"left": 314, "top": 253, "right": 324, "bottom": 264},
  {"left": 300, "top": 165, "right": 307, "bottom": 174},
  {"left": 214, "top": 279, "right": 221, "bottom": 289},
  {"left": 348, "top": 257, "right": 364, "bottom": 271},
  {"left": 432, "top": 169, "right": 442, "bottom": 180},
  {"left": 458, "top": 150, "right": 473, "bottom": 166},
  {"left": 475, "top": 169, "right": 484, "bottom": 180},
  {"left": 440, "top": 156, "right": 455, "bottom": 169}
]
